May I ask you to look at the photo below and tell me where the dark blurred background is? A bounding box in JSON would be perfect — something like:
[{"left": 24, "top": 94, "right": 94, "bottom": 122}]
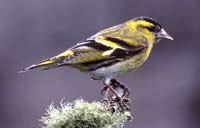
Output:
[{"left": 0, "top": 0, "right": 200, "bottom": 127}]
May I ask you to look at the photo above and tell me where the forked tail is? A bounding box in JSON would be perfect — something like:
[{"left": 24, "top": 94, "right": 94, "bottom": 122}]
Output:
[{"left": 19, "top": 50, "right": 73, "bottom": 73}]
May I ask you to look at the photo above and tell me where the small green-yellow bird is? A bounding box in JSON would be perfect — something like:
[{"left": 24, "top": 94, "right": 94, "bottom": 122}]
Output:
[{"left": 20, "top": 16, "right": 173, "bottom": 102}]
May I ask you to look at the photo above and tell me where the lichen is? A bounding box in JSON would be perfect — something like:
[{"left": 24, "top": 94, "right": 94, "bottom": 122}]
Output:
[{"left": 40, "top": 98, "right": 131, "bottom": 128}]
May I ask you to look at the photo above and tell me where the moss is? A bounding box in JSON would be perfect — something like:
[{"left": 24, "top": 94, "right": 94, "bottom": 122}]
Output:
[{"left": 40, "top": 98, "right": 131, "bottom": 128}]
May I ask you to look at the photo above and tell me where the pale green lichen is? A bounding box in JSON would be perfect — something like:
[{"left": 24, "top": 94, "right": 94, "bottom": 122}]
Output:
[{"left": 40, "top": 98, "right": 131, "bottom": 128}]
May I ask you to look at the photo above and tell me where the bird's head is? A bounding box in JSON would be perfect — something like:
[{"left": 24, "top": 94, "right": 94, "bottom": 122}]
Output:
[{"left": 127, "top": 16, "right": 173, "bottom": 43}]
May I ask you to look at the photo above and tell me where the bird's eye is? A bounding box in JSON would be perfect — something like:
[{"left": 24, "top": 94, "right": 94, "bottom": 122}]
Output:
[{"left": 146, "top": 25, "right": 161, "bottom": 33}]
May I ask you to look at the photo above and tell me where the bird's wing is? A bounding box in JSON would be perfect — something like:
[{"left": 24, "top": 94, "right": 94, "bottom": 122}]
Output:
[{"left": 62, "top": 33, "right": 148, "bottom": 63}]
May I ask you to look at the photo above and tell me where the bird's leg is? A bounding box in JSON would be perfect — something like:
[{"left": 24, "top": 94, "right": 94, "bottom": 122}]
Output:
[
  {"left": 102, "top": 79, "right": 121, "bottom": 97},
  {"left": 101, "top": 79, "right": 130, "bottom": 111},
  {"left": 102, "top": 79, "right": 129, "bottom": 99},
  {"left": 101, "top": 79, "right": 121, "bottom": 101}
]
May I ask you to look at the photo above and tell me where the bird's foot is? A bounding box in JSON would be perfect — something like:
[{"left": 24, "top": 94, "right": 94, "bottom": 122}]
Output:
[{"left": 101, "top": 79, "right": 130, "bottom": 111}]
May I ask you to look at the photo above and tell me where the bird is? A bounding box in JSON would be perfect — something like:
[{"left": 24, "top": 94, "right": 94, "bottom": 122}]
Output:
[{"left": 20, "top": 16, "right": 173, "bottom": 108}]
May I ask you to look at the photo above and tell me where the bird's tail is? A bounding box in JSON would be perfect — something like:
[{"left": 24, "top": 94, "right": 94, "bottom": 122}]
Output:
[
  {"left": 18, "top": 59, "right": 57, "bottom": 73},
  {"left": 19, "top": 50, "right": 73, "bottom": 73}
]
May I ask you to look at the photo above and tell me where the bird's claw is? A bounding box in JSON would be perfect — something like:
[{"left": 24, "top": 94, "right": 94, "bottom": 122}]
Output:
[{"left": 101, "top": 79, "right": 130, "bottom": 111}]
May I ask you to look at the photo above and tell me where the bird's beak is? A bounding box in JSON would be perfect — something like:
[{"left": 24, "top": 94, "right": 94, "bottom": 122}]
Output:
[{"left": 156, "top": 28, "right": 174, "bottom": 40}]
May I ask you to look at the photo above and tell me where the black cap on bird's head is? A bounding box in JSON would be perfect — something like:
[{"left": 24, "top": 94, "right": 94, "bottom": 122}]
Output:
[{"left": 134, "top": 16, "right": 174, "bottom": 41}]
